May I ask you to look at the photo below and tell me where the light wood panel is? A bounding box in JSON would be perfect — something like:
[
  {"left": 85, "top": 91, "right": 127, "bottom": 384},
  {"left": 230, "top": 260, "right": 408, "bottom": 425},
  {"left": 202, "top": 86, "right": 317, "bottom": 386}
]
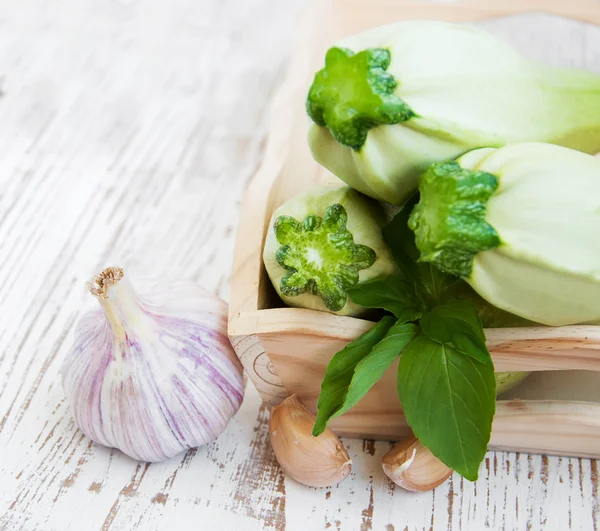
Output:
[
  {"left": 1, "top": 0, "right": 599, "bottom": 528},
  {"left": 0, "top": 0, "right": 308, "bottom": 528},
  {"left": 492, "top": 401, "right": 600, "bottom": 458}
]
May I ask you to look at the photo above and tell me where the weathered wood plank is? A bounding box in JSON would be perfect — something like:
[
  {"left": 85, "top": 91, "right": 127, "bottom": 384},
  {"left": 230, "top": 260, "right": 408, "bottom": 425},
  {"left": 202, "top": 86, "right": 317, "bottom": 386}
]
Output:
[{"left": 0, "top": 1, "right": 598, "bottom": 530}]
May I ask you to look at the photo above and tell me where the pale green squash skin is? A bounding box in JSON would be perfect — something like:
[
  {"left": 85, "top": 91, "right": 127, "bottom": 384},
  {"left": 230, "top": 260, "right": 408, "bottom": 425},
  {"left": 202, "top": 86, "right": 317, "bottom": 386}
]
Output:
[
  {"left": 410, "top": 143, "right": 600, "bottom": 326},
  {"left": 263, "top": 186, "right": 397, "bottom": 316},
  {"left": 307, "top": 21, "right": 600, "bottom": 205},
  {"left": 495, "top": 372, "right": 530, "bottom": 396}
]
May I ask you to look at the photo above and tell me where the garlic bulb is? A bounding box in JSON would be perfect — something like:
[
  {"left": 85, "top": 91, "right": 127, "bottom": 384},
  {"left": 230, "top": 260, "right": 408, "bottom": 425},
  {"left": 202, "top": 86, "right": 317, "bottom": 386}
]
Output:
[
  {"left": 61, "top": 267, "right": 244, "bottom": 462},
  {"left": 382, "top": 436, "right": 452, "bottom": 492},
  {"left": 269, "top": 395, "right": 352, "bottom": 487}
]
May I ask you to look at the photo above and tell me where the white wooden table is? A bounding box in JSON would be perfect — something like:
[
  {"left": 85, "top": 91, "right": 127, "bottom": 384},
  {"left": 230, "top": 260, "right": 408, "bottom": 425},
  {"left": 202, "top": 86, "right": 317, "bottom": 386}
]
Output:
[{"left": 0, "top": 0, "right": 598, "bottom": 529}]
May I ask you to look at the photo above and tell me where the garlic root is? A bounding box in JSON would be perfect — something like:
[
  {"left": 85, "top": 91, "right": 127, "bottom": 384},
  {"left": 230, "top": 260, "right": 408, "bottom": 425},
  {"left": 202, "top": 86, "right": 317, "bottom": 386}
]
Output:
[
  {"left": 269, "top": 395, "right": 352, "bottom": 488},
  {"left": 382, "top": 436, "right": 452, "bottom": 492}
]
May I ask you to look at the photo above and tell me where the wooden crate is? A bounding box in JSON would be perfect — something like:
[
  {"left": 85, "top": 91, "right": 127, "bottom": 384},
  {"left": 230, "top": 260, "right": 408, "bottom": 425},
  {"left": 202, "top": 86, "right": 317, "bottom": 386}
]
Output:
[{"left": 228, "top": 0, "right": 600, "bottom": 457}]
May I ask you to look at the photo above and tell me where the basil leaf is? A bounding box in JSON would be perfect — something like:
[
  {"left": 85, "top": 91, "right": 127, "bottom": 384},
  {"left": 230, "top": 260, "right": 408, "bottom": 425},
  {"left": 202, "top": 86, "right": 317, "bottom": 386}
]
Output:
[
  {"left": 398, "top": 334, "right": 496, "bottom": 481},
  {"left": 337, "top": 321, "right": 418, "bottom": 418},
  {"left": 347, "top": 276, "right": 424, "bottom": 322},
  {"left": 420, "top": 300, "right": 491, "bottom": 365},
  {"left": 313, "top": 316, "right": 396, "bottom": 436},
  {"left": 417, "top": 262, "right": 461, "bottom": 307},
  {"left": 383, "top": 195, "right": 461, "bottom": 305}
]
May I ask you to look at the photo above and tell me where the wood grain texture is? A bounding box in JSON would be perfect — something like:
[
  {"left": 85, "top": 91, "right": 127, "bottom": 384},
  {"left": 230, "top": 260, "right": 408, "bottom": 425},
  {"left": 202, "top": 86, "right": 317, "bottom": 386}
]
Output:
[
  {"left": 0, "top": 0, "right": 599, "bottom": 530},
  {"left": 230, "top": 333, "right": 288, "bottom": 407},
  {"left": 0, "top": 0, "right": 300, "bottom": 529}
]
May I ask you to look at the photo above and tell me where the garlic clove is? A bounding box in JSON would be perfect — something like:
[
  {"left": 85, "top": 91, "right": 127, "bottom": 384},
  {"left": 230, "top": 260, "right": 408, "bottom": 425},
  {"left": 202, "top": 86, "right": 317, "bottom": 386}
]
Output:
[
  {"left": 62, "top": 267, "right": 244, "bottom": 462},
  {"left": 269, "top": 395, "right": 352, "bottom": 488},
  {"left": 382, "top": 436, "right": 452, "bottom": 492}
]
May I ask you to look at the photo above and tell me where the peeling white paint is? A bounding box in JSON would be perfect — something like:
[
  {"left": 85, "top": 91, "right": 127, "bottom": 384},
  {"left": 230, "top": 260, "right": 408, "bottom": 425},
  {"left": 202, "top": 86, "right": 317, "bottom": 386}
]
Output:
[{"left": 0, "top": 1, "right": 598, "bottom": 530}]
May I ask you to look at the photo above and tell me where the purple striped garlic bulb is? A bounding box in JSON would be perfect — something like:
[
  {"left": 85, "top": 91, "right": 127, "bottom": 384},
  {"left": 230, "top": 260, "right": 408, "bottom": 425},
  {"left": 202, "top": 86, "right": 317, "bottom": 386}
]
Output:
[{"left": 61, "top": 267, "right": 244, "bottom": 462}]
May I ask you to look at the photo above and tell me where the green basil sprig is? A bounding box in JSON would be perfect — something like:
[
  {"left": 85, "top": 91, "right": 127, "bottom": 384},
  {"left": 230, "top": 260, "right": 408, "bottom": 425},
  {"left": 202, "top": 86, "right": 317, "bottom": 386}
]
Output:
[
  {"left": 313, "top": 195, "right": 496, "bottom": 481},
  {"left": 398, "top": 300, "right": 495, "bottom": 481},
  {"left": 313, "top": 318, "right": 417, "bottom": 436}
]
